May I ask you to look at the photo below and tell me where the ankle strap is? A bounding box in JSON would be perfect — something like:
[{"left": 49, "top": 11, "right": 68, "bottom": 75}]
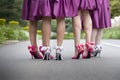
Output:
[
  {"left": 86, "top": 42, "right": 95, "bottom": 45},
  {"left": 76, "top": 44, "right": 84, "bottom": 49},
  {"left": 40, "top": 46, "right": 51, "bottom": 51},
  {"left": 28, "top": 45, "right": 37, "bottom": 52},
  {"left": 54, "top": 46, "right": 64, "bottom": 51},
  {"left": 96, "top": 45, "right": 102, "bottom": 49}
]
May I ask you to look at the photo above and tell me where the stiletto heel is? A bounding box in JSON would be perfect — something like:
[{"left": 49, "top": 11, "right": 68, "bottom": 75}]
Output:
[
  {"left": 54, "top": 46, "right": 63, "bottom": 60},
  {"left": 39, "top": 46, "right": 52, "bottom": 60},
  {"left": 82, "top": 42, "right": 94, "bottom": 59},
  {"left": 44, "top": 52, "right": 50, "bottom": 60},
  {"left": 94, "top": 46, "right": 102, "bottom": 57},
  {"left": 39, "top": 46, "right": 54, "bottom": 59},
  {"left": 56, "top": 53, "right": 62, "bottom": 60},
  {"left": 72, "top": 44, "right": 84, "bottom": 59},
  {"left": 31, "top": 55, "right": 34, "bottom": 59},
  {"left": 28, "top": 45, "right": 43, "bottom": 59},
  {"left": 98, "top": 52, "right": 101, "bottom": 57}
]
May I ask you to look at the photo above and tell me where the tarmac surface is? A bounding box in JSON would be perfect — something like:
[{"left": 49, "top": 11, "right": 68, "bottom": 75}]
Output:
[{"left": 0, "top": 40, "right": 120, "bottom": 80}]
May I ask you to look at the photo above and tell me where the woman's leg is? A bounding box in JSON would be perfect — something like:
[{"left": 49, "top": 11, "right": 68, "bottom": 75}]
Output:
[
  {"left": 28, "top": 20, "right": 43, "bottom": 59},
  {"left": 81, "top": 10, "right": 92, "bottom": 43},
  {"left": 41, "top": 17, "right": 52, "bottom": 60},
  {"left": 72, "top": 11, "right": 83, "bottom": 58},
  {"left": 81, "top": 10, "right": 94, "bottom": 58},
  {"left": 95, "top": 28, "right": 103, "bottom": 45},
  {"left": 92, "top": 28, "right": 103, "bottom": 57},
  {"left": 55, "top": 18, "right": 65, "bottom": 60},
  {"left": 42, "top": 17, "right": 51, "bottom": 46},
  {"left": 56, "top": 18, "right": 65, "bottom": 46},
  {"left": 91, "top": 28, "right": 98, "bottom": 57},
  {"left": 29, "top": 20, "right": 38, "bottom": 47},
  {"left": 91, "top": 28, "right": 98, "bottom": 43},
  {"left": 72, "top": 11, "right": 82, "bottom": 48}
]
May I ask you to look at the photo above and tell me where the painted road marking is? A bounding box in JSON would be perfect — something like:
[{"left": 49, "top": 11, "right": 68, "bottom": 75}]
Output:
[{"left": 102, "top": 42, "right": 120, "bottom": 48}]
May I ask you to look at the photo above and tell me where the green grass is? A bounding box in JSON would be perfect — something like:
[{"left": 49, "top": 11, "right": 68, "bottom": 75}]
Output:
[
  {"left": 51, "top": 26, "right": 120, "bottom": 39},
  {"left": 1, "top": 25, "right": 120, "bottom": 44},
  {"left": 0, "top": 25, "right": 28, "bottom": 44},
  {"left": 103, "top": 26, "right": 120, "bottom": 39}
]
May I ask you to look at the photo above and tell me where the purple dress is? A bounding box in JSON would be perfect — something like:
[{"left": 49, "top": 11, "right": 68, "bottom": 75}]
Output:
[
  {"left": 39, "top": 0, "right": 53, "bottom": 17},
  {"left": 91, "top": 0, "right": 111, "bottom": 28},
  {"left": 53, "top": 0, "right": 79, "bottom": 18},
  {"left": 79, "top": 0, "right": 96, "bottom": 10},
  {"left": 22, "top": 0, "right": 53, "bottom": 20}
]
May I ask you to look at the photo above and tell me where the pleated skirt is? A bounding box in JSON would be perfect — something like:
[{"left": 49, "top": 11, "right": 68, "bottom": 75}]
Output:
[
  {"left": 91, "top": 0, "right": 111, "bottom": 28},
  {"left": 53, "top": 0, "right": 79, "bottom": 18},
  {"left": 22, "top": 0, "right": 53, "bottom": 20}
]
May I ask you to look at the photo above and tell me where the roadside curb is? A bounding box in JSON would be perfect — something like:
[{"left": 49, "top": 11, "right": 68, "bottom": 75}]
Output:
[{"left": 0, "top": 40, "right": 19, "bottom": 47}]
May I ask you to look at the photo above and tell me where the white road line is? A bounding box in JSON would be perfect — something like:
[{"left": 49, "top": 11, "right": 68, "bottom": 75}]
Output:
[{"left": 102, "top": 42, "right": 120, "bottom": 48}]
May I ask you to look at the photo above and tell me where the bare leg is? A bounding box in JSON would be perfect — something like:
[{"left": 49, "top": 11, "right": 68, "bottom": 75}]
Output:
[
  {"left": 55, "top": 18, "right": 65, "bottom": 60},
  {"left": 91, "top": 28, "right": 97, "bottom": 43},
  {"left": 42, "top": 17, "right": 51, "bottom": 46},
  {"left": 81, "top": 10, "right": 93, "bottom": 57},
  {"left": 29, "top": 20, "right": 38, "bottom": 47},
  {"left": 41, "top": 17, "right": 53, "bottom": 60},
  {"left": 28, "top": 20, "right": 43, "bottom": 58},
  {"left": 95, "top": 28, "right": 103, "bottom": 45},
  {"left": 91, "top": 28, "right": 98, "bottom": 56},
  {"left": 56, "top": 18, "right": 65, "bottom": 46},
  {"left": 92, "top": 28, "right": 103, "bottom": 57},
  {"left": 81, "top": 10, "right": 92, "bottom": 43},
  {"left": 72, "top": 11, "right": 82, "bottom": 55}
]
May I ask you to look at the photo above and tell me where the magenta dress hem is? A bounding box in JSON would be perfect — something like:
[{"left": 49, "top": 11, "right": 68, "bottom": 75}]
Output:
[{"left": 91, "top": 0, "right": 111, "bottom": 28}]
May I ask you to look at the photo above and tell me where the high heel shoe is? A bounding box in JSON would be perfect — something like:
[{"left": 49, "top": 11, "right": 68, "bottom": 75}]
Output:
[
  {"left": 93, "top": 45, "right": 102, "bottom": 57},
  {"left": 82, "top": 42, "right": 94, "bottom": 59},
  {"left": 54, "top": 46, "right": 63, "bottom": 60},
  {"left": 28, "top": 46, "right": 43, "bottom": 59},
  {"left": 72, "top": 44, "right": 84, "bottom": 59},
  {"left": 39, "top": 46, "right": 53, "bottom": 60}
]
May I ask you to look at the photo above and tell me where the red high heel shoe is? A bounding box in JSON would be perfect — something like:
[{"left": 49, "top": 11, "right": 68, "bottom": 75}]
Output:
[
  {"left": 39, "top": 46, "right": 54, "bottom": 60},
  {"left": 82, "top": 42, "right": 94, "bottom": 59},
  {"left": 28, "top": 46, "right": 43, "bottom": 59},
  {"left": 72, "top": 44, "right": 84, "bottom": 59}
]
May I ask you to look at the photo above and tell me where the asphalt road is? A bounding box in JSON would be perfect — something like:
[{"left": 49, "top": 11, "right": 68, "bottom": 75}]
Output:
[{"left": 0, "top": 40, "right": 120, "bottom": 80}]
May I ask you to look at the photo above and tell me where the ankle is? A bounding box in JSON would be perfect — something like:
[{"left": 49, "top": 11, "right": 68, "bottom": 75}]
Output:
[
  {"left": 85, "top": 42, "right": 95, "bottom": 53},
  {"left": 75, "top": 44, "right": 84, "bottom": 53},
  {"left": 86, "top": 42, "right": 94, "bottom": 48},
  {"left": 96, "top": 45, "right": 102, "bottom": 50},
  {"left": 40, "top": 46, "right": 51, "bottom": 53},
  {"left": 54, "top": 46, "right": 63, "bottom": 53},
  {"left": 28, "top": 45, "right": 37, "bottom": 52}
]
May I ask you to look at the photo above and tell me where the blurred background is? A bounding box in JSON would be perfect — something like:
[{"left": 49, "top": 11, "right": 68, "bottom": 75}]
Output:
[{"left": 0, "top": 0, "right": 120, "bottom": 44}]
